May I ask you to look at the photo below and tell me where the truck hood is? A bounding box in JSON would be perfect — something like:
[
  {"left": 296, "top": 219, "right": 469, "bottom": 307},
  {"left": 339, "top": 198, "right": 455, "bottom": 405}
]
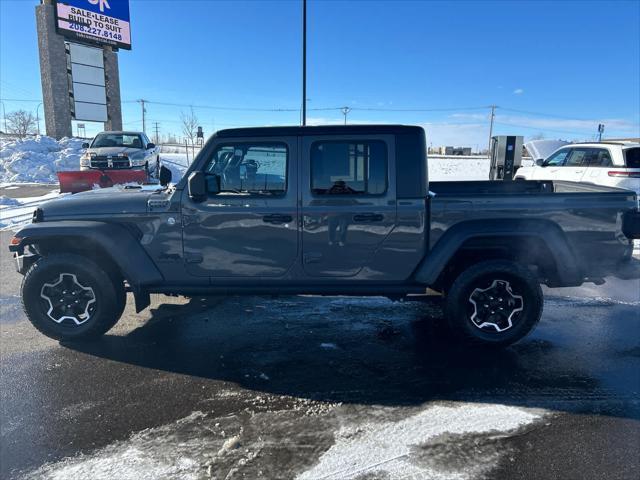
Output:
[
  {"left": 87, "top": 146, "right": 145, "bottom": 157},
  {"left": 40, "top": 185, "right": 169, "bottom": 218}
]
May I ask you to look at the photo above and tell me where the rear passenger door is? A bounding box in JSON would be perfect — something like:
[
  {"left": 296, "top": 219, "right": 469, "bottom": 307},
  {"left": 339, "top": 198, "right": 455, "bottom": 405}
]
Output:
[
  {"left": 583, "top": 148, "right": 613, "bottom": 184},
  {"left": 301, "top": 135, "right": 397, "bottom": 277}
]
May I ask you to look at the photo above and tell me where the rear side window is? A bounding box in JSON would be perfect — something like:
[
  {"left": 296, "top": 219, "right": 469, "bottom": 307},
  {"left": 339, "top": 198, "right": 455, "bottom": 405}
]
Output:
[
  {"left": 311, "top": 140, "right": 387, "bottom": 195},
  {"left": 625, "top": 148, "right": 640, "bottom": 168},
  {"left": 585, "top": 148, "right": 613, "bottom": 167}
]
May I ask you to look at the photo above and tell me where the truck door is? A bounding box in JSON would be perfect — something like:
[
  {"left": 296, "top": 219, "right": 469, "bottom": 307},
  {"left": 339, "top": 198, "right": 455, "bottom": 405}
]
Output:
[
  {"left": 181, "top": 137, "right": 298, "bottom": 277},
  {"left": 301, "top": 135, "right": 397, "bottom": 277}
]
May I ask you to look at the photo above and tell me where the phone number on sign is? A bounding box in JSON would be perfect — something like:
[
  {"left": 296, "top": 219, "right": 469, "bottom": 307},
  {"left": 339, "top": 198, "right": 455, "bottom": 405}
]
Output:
[{"left": 67, "top": 23, "right": 123, "bottom": 41}]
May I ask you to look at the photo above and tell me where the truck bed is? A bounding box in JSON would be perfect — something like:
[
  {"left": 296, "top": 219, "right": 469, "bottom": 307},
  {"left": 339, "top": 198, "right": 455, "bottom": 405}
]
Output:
[
  {"left": 428, "top": 180, "right": 637, "bottom": 277},
  {"left": 429, "top": 180, "right": 632, "bottom": 196}
]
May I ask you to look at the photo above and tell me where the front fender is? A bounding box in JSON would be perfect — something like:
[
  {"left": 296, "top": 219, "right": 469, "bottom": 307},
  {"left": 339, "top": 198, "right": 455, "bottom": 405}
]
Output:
[{"left": 10, "top": 221, "right": 163, "bottom": 289}]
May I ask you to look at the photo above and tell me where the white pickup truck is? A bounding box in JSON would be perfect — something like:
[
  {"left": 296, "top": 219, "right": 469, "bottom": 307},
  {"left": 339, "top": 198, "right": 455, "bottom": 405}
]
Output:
[{"left": 515, "top": 142, "right": 640, "bottom": 197}]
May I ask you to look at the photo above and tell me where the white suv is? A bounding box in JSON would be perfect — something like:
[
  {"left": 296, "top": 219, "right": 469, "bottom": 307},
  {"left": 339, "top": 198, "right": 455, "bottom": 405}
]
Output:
[{"left": 515, "top": 142, "right": 640, "bottom": 196}]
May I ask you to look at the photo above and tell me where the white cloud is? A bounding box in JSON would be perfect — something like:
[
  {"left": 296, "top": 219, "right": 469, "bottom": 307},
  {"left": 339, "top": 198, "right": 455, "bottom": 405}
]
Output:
[
  {"left": 513, "top": 88, "right": 524, "bottom": 95},
  {"left": 305, "top": 112, "right": 639, "bottom": 147}
]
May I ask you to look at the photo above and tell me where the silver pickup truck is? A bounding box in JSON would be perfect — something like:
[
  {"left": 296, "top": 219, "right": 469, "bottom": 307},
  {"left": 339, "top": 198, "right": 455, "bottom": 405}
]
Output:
[{"left": 9, "top": 125, "right": 640, "bottom": 348}]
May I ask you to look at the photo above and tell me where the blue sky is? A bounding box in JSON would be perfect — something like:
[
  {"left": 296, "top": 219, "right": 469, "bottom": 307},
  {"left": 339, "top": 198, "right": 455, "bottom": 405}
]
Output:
[{"left": 1, "top": 0, "right": 639, "bottom": 148}]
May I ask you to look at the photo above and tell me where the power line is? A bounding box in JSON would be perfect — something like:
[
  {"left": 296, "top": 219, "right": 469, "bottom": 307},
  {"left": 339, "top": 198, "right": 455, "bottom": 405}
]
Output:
[
  {"left": 0, "top": 98, "right": 42, "bottom": 103},
  {"left": 125, "top": 99, "right": 302, "bottom": 112},
  {"left": 350, "top": 105, "right": 493, "bottom": 112}
]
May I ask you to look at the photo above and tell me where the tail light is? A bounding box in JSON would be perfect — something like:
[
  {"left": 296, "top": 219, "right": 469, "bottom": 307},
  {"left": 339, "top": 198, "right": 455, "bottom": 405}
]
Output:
[{"left": 608, "top": 171, "right": 640, "bottom": 178}]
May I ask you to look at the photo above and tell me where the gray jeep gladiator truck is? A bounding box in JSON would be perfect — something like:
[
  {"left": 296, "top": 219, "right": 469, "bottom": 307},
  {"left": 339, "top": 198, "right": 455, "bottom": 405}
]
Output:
[{"left": 9, "top": 125, "right": 640, "bottom": 347}]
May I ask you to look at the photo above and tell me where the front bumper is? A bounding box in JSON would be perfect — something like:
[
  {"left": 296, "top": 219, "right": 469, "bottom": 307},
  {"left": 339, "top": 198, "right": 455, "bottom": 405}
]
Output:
[
  {"left": 13, "top": 250, "right": 39, "bottom": 275},
  {"left": 80, "top": 164, "right": 146, "bottom": 171}
]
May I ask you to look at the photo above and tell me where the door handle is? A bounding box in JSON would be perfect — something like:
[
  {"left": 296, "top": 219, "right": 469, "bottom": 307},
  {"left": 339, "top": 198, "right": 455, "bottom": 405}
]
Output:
[
  {"left": 353, "top": 213, "right": 384, "bottom": 222},
  {"left": 263, "top": 214, "right": 293, "bottom": 224}
]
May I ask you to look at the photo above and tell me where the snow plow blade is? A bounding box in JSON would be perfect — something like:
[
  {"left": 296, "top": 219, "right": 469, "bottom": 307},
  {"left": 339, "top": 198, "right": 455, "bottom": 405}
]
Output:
[{"left": 57, "top": 170, "right": 148, "bottom": 193}]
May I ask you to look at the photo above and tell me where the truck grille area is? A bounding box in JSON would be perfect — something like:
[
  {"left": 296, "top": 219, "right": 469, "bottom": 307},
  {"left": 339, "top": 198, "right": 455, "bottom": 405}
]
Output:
[{"left": 90, "top": 157, "right": 131, "bottom": 169}]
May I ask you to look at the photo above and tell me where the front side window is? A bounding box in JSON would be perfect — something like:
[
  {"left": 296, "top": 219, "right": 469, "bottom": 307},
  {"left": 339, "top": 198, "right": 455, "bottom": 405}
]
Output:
[
  {"left": 544, "top": 149, "right": 570, "bottom": 166},
  {"left": 92, "top": 133, "right": 143, "bottom": 149},
  {"left": 311, "top": 140, "right": 387, "bottom": 195},
  {"left": 204, "top": 143, "right": 287, "bottom": 194}
]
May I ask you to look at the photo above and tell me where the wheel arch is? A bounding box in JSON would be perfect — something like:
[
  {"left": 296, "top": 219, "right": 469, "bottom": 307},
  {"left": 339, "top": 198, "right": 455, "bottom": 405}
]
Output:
[
  {"left": 415, "top": 218, "right": 583, "bottom": 289},
  {"left": 13, "top": 221, "right": 163, "bottom": 291}
]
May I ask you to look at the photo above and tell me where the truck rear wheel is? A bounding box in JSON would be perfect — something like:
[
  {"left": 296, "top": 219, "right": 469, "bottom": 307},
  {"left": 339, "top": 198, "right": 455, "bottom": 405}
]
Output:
[
  {"left": 21, "top": 253, "right": 125, "bottom": 341},
  {"left": 445, "top": 260, "right": 543, "bottom": 347}
]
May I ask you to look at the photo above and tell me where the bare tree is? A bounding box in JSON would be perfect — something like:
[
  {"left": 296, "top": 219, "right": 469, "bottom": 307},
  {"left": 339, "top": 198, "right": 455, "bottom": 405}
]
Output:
[
  {"left": 180, "top": 108, "right": 199, "bottom": 146},
  {"left": 6, "top": 110, "right": 37, "bottom": 138}
]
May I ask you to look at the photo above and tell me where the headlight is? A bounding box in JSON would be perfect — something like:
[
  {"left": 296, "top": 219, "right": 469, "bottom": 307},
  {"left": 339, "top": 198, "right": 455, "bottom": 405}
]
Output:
[
  {"left": 129, "top": 155, "right": 146, "bottom": 166},
  {"left": 80, "top": 153, "right": 92, "bottom": 166}
]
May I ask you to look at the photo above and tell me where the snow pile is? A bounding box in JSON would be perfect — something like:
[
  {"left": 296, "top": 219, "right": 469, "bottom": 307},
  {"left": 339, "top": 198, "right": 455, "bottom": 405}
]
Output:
[
  {"left": 429, "top": 156, "right": 534, "bottom": 182},
  {"left": 0, "top": 190, "right": 62, "bottom": 230},
  {"left": 298, "top": 403, "right": 544, "bottom": 480},
  {"left": 0, "top": 136, "right": 84, "bottom": 183},
  {"left": 0, "top": 195, "right": 20, "bottom": 207}
]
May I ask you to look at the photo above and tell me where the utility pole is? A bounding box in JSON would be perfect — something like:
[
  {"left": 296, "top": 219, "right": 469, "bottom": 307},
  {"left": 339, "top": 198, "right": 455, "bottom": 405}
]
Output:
[
  {"left": 487, "top": 105, "right": 496, "bottom": 155},
  {"left": 302, "top": 0, "right": 307, "bottom": 126},
  {"left": 0, "top": 100, "right": 7, "bottom": 133},
  {"left": 138, "top": 99, "right": 147, "bottom": 134},
  {"left": 341, "top": 106, "right": 351, "bottom": 125},
  {"left": 153, "top": 122, "right": 160, "bottom": 144}
]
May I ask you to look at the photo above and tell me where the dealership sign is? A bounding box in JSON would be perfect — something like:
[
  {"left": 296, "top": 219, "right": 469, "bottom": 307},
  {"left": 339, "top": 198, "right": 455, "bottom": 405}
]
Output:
[{"left": 54, "top": 0, "right": 131, "bottom": 50}]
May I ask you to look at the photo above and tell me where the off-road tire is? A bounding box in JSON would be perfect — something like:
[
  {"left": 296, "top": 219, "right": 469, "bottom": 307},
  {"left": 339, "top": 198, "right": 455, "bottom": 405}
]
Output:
[
  {"left": 21, "top": 253, "right": 125, "bottom": 341},
  {"left": 445, "top": 260, "right": 543, "bottom": 347}
]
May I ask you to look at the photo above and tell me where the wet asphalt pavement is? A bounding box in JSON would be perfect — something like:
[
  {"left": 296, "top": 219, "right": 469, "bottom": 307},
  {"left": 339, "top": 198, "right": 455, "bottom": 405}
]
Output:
[{"left": 1, "top": 226, "right": 639, "bottom": 479}]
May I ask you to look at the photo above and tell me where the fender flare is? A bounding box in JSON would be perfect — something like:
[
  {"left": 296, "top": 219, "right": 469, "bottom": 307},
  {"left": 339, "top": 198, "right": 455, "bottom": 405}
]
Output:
[
  {"left": 11, "top": 221, "right": 163, "bottom": 289},
  {"left": 414, "top": 219, "right": 583, "bottom": 287}
]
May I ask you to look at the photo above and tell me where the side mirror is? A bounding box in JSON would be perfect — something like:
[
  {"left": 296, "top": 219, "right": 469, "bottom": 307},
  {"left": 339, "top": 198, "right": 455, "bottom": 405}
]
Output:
[
  {"left": 188, "top": 171, "right": 206, "bottom": 201},
  {"left": 535, "top": 159, "right": 545, "bottom": 167},
  {"left": 159, "top": 165, "right": 172, "bottom": 186},
  {"left": 82, "top": 142, "right": 90, "bottom": 149},
  {"left": 146, "top": 142, "right": 156, "bottom": 150}
]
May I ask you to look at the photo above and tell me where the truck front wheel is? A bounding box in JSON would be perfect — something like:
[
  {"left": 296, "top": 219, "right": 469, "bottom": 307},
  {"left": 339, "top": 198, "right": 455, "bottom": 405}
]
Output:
[
  {"left": 445, "top": 260, "right": 543, "bottom": 347},
  {"left": 21, "top": 254, "right": 125, "bottom": 341}
]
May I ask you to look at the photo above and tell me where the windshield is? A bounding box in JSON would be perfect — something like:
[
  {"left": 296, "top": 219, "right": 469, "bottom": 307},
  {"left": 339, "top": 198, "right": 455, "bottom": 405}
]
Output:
[{"left": 91, "top": 133, "right": 143, "bottom": 149}]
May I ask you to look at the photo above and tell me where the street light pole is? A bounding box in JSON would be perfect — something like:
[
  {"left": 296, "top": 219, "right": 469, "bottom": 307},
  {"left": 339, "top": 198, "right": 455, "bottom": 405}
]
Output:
[{"left": 302, "top": 0, "right": 307, "bottom": 126}]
